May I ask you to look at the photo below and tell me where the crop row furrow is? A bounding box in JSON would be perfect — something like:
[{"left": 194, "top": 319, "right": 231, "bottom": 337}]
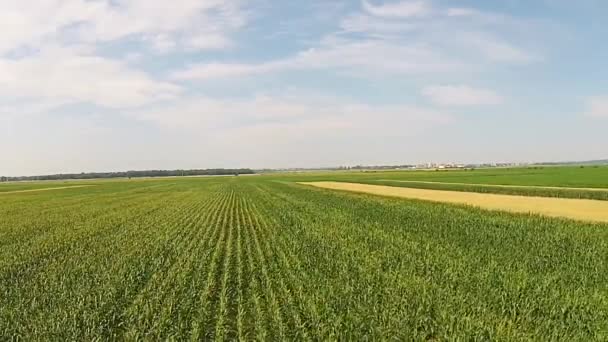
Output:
[
  {"left": 241, "top": 194, "right": 287, "bottom": 340},
  {"left": 243, "top": 198, "right": 309, "bottom": 339},
  {"left": 178, "top": 188, "right": 235, "bottom": 339},
  {"left": 0, "top": 188, "right": 219, "bottom": 339},
  {"left": 191, "top": 189, "right": 235, "bottom": 340},
  {"left": 251, "top": 185, "right": 326, "bottom": 333},
  {"left": 119, "top": 188, "right": 227, "bottom": 340},
  {"left": 241, "top": 195, "right": 269, "bottom": 341},
  {"left": 234, "top": 194, "right": 251, "bottom": 341},
  {"left": 0, "top": 189, "right": 186, "bottom": 280},
  {"left": 75, "top": 188, "right": 222, "bottom": 338},
  {"left": 213, "top": 187, "right": 238, "bottom": 341},
  {"left": 244, "top": 194, "right": 314, "bottom": 340}
]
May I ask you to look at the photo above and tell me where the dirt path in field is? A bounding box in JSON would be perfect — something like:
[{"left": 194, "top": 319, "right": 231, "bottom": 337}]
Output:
[
  {"left": 0, "top": 185, "right": 96, "bottom": 195},
  {"left": 301, "top": 182, "right": 608, "bottom": 223},
  {"left": 377, "top": 179, "right": 608, "bottom": 192}
]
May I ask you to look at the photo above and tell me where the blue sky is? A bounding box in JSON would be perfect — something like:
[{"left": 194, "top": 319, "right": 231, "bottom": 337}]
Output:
[{"left": 1, "top": 0, "right": 607, "bottom": 176}]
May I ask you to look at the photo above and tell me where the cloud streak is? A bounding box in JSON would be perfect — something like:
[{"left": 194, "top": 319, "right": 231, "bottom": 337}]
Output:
[
  {"left": 583, "top": 97, "right": 608, "bottom": 119},
  {"left": 126, "top": 93, "right": 453, "bottom": 130},
  {"left": 362, "top": 0, "right": 431, "bottom": 18},
  {"left": 422, "top": 85, "right": 504, "bottom": 107},
  {"left": 171, "top": 0, "right": 539, "bottom": 82},
  {"left": 171, "top": 38, "right": 462, "bottom": 80}
]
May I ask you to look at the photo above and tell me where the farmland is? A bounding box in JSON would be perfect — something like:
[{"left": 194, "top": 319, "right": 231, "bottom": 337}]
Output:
[
  {"left": 276, "top": 165, "right": 608, "bottom": 188},
  {"left": 278, "top": 166, "right": 608, "bottom": 200},
  {"left": 0, "top": 182, "right": 96, "bottom": 193},
  {"left": 302, "top": 181, "right": 608, "bottom": 223},
  {"left": 364, "top": 180, "right": 608, "bottom": 201},
  {"left": 2, "top": 167, "right": 608, "bottom": 340}
]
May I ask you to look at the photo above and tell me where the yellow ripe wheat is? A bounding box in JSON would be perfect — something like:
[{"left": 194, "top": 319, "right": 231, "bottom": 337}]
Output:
[{"left": 301, "top": 182, "right": 608, "bottom": 223}]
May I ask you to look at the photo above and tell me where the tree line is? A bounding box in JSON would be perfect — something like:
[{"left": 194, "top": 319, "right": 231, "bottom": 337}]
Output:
[{"left": 0, "top": 169, "right": 255, "bottom": 182}]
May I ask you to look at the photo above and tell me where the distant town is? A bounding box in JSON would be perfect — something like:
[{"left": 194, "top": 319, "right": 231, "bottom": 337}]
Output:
[
  {"left": 258, "top": 159, "right": 608, "bottom": 173},
  {"left": 257, "top": 162, "right": 528, "bottom": 173}
]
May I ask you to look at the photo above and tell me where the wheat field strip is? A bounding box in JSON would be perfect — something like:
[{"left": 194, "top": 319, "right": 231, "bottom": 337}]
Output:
[{"left": 302, "top": 181, "right": 608, "bottom": 223}]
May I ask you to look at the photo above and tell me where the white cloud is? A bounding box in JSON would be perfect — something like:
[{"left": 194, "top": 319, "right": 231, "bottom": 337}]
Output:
[
  {"left": 388, "top": 32, "right": 536, "bottom": 67},
  {"left": 78, "top": 0, "right": 247, "bottom": 51},
  {"left": 0, "top": 100, "right": 69, "bottom": 121},
  {"left": 0, "top": 0, "right": 247, "bottom": 55},
  {"left": 124, "top": 52, "right": 143, "bottom": 63},
  {"left": 340, "top": 2, "right": 539, "bottom": 65},
  {"left": 340, "top": 13, "right": 418, "bottom": 34},
  {"left": 0, "top": 1, "right": 102, "bottom": 54},
  {"left": 0, "top": 1, "right": 243, "bottom": 112},
  {"left": 185, "top": 34, "right": 233, "bottom": 51},
  {"left": 1, "top": 92, "right": 455, "bottom": 175},
  {"left": 446, "top": 8, "right": 479, "bottom": 17},
  {"left": 456, "top": 32, "right": 538, "bottom": 64},
  {"left": 171, "top": 39, "right": 462, "bottom": 80},
  {"left": 0, "top": 46, "right": 180, "bottom": 108},
  {"left": 583, "top": 97, "right": 608, "bottom": 118},
  {"left": 172, "top": 0, "right": 540, "bottom": 82},
  {"left": 196, "top": 95, "right": 454, "bottom": 168},
  {"left": 422, "top": 85, "right": 504, "bottom": 106},
  {"left": 146, "top": 34, "right": 178, "bottom": 54},
  {"left": 171, "top": 62, "right": 268, "bottom": 80},
  {"left": 126, "top": 93, "right": 452, "bottom": 131},
  {"left": 362, "top": 0, "right": 431, "bottom": 18}
]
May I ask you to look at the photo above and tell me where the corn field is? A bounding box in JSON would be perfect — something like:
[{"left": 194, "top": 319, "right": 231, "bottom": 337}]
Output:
[{"left": 1, "top": 177, "right": 608, "bottom": 340}]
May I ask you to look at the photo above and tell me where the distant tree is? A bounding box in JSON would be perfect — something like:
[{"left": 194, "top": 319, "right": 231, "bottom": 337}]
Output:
[{"left": 4, "top": 168, "right": 255, "bottom": 182}]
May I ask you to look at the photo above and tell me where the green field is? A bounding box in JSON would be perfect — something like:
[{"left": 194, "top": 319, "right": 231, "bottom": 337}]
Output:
[
  {"left": 271, "top": 165, "right": 608, "bottom": 187},
  {"left": 273, "top": 166, "right": 608, "bottom": 200},
  {"left": 2, "top": 167, "right": 608, "bottom": 340}
]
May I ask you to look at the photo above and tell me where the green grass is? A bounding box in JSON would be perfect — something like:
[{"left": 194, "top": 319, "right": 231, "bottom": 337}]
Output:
[
  {"left": 0, "top": 181, "right": 92, "bottom": 193},
  {"left": 265, "top": 165, "right": 608, "bottom": 188},
  {"left": 2, "top": 167, "right": 608, "bottom": 340}
]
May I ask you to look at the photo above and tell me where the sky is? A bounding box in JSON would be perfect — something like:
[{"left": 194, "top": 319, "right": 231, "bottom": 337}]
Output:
[{"left": 1, "top": 0, "right": 607, "bottom": 176}]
